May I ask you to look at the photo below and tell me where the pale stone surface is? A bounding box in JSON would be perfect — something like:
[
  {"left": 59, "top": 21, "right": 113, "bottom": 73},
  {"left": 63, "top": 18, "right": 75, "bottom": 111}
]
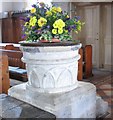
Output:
[
  {"left": 20, "top": 43, "right": 82, "bottom": 93},
  {"left": 9, "top": 81, "right": 97, "bottom": 118},
  {"left": 0, "top": 94, "right": 55, "bottom": 119},
  {"left": 96, "top": 96, "right": 108, "bottom": 117}
]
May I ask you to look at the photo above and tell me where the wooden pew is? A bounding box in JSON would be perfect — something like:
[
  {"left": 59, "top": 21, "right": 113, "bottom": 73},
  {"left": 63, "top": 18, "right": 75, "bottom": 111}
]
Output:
[
  {"left": 0, "top": 55, "right": 10, "bottom": 94},
  {"left": 0, "top": 44, "right": 27, "bottom": 82},
  {"left": 83, "top": 45, "right": 93, "bottom": 78},
  {"left": 4, "top": 44, "right": 20, "bottom": 51},
  {"left": 0, "top": 49, "right": 27, "bottom": 82},
  {"left": 1, "top": 49, "right": 25, "bottom": 69},
  {"left": 78, "top": 45, "right": 93, "bottom": 80}
]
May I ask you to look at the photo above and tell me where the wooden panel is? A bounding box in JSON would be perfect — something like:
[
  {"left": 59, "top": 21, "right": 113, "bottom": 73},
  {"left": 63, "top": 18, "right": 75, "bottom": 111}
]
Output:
[
  {"left": 12, "top": 18, "right": 24, "bottom": 43},
  {"left": 0, "top": 55, "right": 10, "bottom": 94},
  {"left": 2, "top": 17, "right": 24, "bottom": 43},
  {"left": 84, "top": 45, "right": 92, "bottom": 78},
  {"left": 2, "top": 18, "right": 14, "bottom": 43}
]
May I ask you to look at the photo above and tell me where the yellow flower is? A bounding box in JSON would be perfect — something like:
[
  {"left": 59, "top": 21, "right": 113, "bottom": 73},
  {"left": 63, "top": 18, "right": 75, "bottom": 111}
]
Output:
[
  {"left": 51, "top": 7, "right": 57, "bottom": 13},
  {"left": 29, "top": 16, "right": 37, "bottom": 27},
  {"left": 58, "top": 19, "right": 65, "bottom": 27},
  {"left": 38, "top": 17, "right": 47, "bottom": 27},
  {"left": 78, "top": 26, "right": 81, "bottom": 31},
  {"left": 66, "top": 15, "right": 69, "bottom": 18},
  {"left": 64, "top": 30, "right": 68, "bottom": 33},
  {"left": 46, "top": 11, "right": 52, "bottom": 16},
  {"left": 32, "top": 22, "right": 36, "bottom": 26},
  {"left": 30, "top": 8, "right": 36, "bottom": 13},
  {"left": 53, "top": 19, "right": 65, "bottom": 29},
  {"left": 52, "top": 29, "right": 57, "bottom": 34},
  {"left": 62, "top": 22, "right": 65, "bottom": 27},
  {"left": 75, "top": 31, "right": 78, "bottom": 34},
  {"left": 77, "top": 20, "right": 82, "bottom": 25},
  {"left": 53, "top": 22, "right": 58, "bottom": 28},
  {"left": 58, "top": 29, "right": 63, "bottom": 34},
  {"left": 24, "top": 22, "right": 28, "bottom": 26},
  {"left": 56, "top": 7, "right": 62, "bottom": 12},
  {"left": 58, "top": 25, "right": 63, "bottom": 30}
]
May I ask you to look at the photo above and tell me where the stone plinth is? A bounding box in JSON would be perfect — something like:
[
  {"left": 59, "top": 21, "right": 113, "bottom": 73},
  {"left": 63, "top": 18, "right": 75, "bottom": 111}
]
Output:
[{"left": 8, "top": 82, "right": 97, "bottom": 118}]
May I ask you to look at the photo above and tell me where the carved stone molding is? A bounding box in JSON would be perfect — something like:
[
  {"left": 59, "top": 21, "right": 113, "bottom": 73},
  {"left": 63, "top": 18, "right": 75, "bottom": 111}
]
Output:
[{"left": 20, "top": 43, "right": 82, "bottom": 93}]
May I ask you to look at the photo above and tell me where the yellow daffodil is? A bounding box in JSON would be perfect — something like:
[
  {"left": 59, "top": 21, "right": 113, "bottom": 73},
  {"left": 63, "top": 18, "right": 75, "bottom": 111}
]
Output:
[
  {"left": 38, "top": 17, "right": 47, "bottom": 27},
  {"left": 46, "top": 11, "right": 52, "bottom": 16},
  {"left": 56, "top": 7, "right": 62, "bottom": 12},
  {"left": 29, "top": 16, "right": 37, "bottom": 27},
  {"left": 58, "top": 29, "right": 63, "bottom": 34},
  {"left": 52, "top": 29, "right": 57, "bottom": 34},
  {"left": 31, "top": 8, "right": 36, "bottom": 13}
]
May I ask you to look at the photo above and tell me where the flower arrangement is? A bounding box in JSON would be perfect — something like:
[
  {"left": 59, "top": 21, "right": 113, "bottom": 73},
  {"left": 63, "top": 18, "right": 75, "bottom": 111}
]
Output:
[{"left": 22, "top": 2, "right": 84, "bottom": 42}]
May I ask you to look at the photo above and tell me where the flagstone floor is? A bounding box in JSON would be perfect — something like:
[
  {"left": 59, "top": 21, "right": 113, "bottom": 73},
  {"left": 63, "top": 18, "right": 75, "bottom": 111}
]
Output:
[{"left": 10, "top": 68, "right": 113, "bottom": 119}]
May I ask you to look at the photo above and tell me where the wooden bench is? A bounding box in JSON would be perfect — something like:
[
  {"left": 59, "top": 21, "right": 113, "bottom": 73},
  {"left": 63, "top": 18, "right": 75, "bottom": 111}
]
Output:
[
  {"left": 0, "top": 44, "right": 27, "bottom": 82},
  {"left": 1, "top": 50, "right": 27, "bottom": 82},
  {"left": 0, "top": 55, "right": 10, "bottom": 94},
  {"left": 4, "top": 44, "right": 20, "bottom": 51},
  {"left": 83, "top": 45, "right": 93, "bottom": 78},
  {"left": 78, "top": 45, "right": 93, "bottom": 80}
]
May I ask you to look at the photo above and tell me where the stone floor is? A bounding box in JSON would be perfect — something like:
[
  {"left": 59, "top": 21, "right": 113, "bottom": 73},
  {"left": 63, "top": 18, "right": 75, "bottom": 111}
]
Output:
[
  {"left": 83, "top": 68, "right": 113, "bottom": 119},
  {"left": 10, "top": 68, "right": 113, "bottom": 119}
]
